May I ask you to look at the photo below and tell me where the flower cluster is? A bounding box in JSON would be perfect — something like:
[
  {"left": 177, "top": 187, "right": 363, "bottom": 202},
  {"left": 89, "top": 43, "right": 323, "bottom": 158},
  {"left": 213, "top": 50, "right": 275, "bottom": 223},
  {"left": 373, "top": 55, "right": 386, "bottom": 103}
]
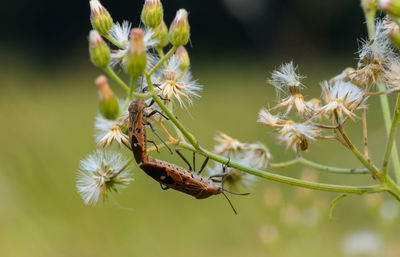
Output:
[
  {"left": 208, "top": 132, "right": 272, "bottom": 190},
  {"left": 78, "top": 0, "right": 202, "bottom": 205}
]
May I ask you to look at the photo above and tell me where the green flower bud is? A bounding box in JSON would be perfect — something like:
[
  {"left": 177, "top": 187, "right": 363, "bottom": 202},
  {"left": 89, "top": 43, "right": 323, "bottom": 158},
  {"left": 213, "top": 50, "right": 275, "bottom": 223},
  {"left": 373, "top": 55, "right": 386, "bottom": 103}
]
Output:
[
  {"left": 125, "top": 28, "right": 147, "bottom": 78},
  {"left": 386, "top": 21, "right": 400, "bottom": 48},
  {"left": 89, "top": 30, "right": 111, "bottom": 68},
  {"left": 95, "top": 76, "right": 120, "bottom": 120},
  {"left": 141, "top": 0, "right": 164, "bottom": 28},
  {"left": 381, "top": 0, "right": 400, "bottom": 16},
  {"left": 153, "top": 20, "right": 169, "bottom": 48},
  {"left": 169, "top": 9, "right": 190, "bottom": 46},
  {"left": 176, "top": 46, "right": 190, "bottom": 71},
  {"left": 90, "top": 0, "right": 113, "bottom": 36}
]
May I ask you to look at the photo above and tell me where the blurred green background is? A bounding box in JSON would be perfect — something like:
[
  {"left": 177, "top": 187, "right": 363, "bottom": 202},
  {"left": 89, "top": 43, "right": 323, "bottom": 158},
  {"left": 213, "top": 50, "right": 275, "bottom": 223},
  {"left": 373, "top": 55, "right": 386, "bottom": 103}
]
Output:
[{"left": 1, "top": 0, "right": 400, "bottom": 256}]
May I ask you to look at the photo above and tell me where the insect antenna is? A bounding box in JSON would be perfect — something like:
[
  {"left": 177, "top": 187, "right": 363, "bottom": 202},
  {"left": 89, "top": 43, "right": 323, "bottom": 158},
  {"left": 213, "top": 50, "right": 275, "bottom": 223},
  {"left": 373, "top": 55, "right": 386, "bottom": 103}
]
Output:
[
  {"left": 222, "top": 188, "right": 250, "bottom": 196},
  {"left": 222, "top": 192, "right": 237, "bottom": 215}
]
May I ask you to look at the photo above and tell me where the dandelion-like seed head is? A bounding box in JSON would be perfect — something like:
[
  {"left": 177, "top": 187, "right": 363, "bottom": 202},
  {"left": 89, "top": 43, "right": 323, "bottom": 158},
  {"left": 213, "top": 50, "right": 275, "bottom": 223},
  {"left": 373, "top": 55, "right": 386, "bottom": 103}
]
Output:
[
  {"left": 77, "top": 150, "right": 133, "bottom": 205},
  {"left": 208, "top": 161, "right": 257, "bottom": 190},
  {"left": 269, "top": 61, "right": 305, "bottom": 96},
  {"left": 319, "top": 80, "right": 365, "bottom": 120},
  {"left": 213, "top": 132, "right": 246, "bottom": 155},
  {"left": 243, "top": 142, "right": 272, "bottom": 169},
  {"left": 278, "top": 122, "right": 320, "bottom": 152},
  {"left": 154, "top": 56, "right": 202, "bottom": 108},
  {"left": 269, "top": 62, "right": 308, "bottom": 115},
  {"left": 357, "top": 19, "right": 398, "bottom": 85},
  {"left": 257, "top": 109, "right": 287, "bottom": 127},
  {"left": 95, "top": 112, "right": 130, "bottom": 148}
]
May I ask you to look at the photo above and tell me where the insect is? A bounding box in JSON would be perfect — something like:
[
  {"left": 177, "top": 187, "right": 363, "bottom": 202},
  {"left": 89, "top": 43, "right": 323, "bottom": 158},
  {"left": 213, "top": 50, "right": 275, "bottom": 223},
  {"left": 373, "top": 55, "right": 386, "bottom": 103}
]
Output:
[
  {"left": 128, "top": 97, "right": 249, "bottom": 213},
  {"left": 140, "top": 150, "right": 248, "bottom": 214},
  {"left": 128, "top": 98, "right": 172, "bottom": 164}
]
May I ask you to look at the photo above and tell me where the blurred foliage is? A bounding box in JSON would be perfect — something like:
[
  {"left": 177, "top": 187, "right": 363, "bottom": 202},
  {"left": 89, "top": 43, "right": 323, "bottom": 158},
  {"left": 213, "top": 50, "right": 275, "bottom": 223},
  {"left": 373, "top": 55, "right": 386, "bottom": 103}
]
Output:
[{"left": 0, "top": 58, "right": 399, "bottom": 256}]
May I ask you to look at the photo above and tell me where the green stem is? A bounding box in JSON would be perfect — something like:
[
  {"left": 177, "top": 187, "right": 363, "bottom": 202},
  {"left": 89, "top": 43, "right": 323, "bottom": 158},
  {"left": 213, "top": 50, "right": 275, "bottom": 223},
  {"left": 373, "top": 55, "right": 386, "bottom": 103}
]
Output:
[
  {"left": 378, "top": 84, "right": 400, "bottom": 181},
  {"left": 337, "top": 123, "right": 380, "bottom": 174},
  {"left": 144, "top": 70, "right": 198, "bottom": 148},
  {"left": 104, "top": 66, "right": 152, "bottom": 99},
  {"left": 104, "top": 66, "right": 130, "bottom": 93},
  {"left": 156, "top": 47, "right": 168, "bottom": 68},
  {"left": 361, "top": 0, "right": 377, "bottom": 39},
  {"left": 151, "top": 93, "right": 198, "bottom": 148},
  {"left": 270, "top": 158, "right": 369, "bottom": 174},
  {"left": 382, "top": 94, "right": 400, "bottom": 175},
  {"left": 177, "top": 142, "right": 385, "bottom": 194},
  {"left": 149, "top": 46, "right": 178, "bottom": 75},
  {"left": 129, "top": 76, "right": 137, "bottom": 99}
]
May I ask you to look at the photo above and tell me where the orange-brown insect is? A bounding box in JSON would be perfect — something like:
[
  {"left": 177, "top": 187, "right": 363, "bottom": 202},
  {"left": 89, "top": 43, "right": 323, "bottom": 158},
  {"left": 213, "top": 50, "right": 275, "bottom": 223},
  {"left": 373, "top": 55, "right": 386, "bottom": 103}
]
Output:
[
  {"left": 128, "top": 98, "right": 248, "bottom": 213},
  {"left": 128, "top": 98, "right": 171, "bottom": 164}
]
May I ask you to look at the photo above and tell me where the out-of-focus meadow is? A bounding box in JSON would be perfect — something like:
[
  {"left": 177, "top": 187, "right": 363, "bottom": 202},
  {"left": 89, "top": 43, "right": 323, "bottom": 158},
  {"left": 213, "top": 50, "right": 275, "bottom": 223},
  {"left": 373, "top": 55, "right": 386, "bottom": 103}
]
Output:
[{"left": 0, "top": 54, "right": 399, "bottom": 257}]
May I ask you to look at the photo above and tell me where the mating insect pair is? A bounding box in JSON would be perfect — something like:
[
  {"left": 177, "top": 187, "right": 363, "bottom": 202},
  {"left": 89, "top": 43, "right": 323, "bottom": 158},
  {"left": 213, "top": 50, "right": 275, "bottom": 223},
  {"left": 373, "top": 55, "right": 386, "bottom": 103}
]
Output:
[{"left": 128, "top": 98, "right": 249, "bottom": 214}]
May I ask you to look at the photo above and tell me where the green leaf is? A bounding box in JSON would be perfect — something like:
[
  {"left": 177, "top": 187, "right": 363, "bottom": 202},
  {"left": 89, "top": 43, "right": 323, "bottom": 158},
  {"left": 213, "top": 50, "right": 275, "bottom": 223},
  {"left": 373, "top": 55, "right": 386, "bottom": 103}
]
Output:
[{"left": 328, "top": 194, "right": 348, "bottom": 219}]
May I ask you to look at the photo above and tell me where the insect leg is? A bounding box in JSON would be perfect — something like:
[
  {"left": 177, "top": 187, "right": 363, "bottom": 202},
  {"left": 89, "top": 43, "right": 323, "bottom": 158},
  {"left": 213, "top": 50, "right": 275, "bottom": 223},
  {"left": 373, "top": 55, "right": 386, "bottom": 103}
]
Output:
[
  {"left": 146, "top": 140, "right": 160, "bottom": 153},
  {"left": 197, "top": 148, "right": 209, "bottom": 174},
  {"left": 175, "top": 149, "right": 193, "bottom": 171},
  {"left": 146, "top": 110, "right": 169, "bottom": 121},
  {"left": 147, "top": 122, "right": 173, "bottom": 154}
]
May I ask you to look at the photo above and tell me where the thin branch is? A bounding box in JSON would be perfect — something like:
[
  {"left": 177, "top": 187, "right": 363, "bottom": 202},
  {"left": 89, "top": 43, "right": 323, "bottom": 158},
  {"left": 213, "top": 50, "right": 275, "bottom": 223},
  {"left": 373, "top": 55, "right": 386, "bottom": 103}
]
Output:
[
  {"left": 270, "top": 158, "right": 369, "bottom": 174},
  {"left": 176, "top": 141, "right": 384, "bottom": 194},
  {"left": 382, "top": 94, "right": 400, "bottom": 175},
  {"left": 362, "top": 108, "right": 370, "bottom": 162}
]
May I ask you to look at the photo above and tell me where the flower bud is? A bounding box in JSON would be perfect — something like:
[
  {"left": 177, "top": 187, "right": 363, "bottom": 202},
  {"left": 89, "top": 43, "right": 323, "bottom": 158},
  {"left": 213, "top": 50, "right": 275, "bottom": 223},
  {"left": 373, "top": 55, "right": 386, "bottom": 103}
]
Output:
[
  {"left": 89, "top": 30, "right": 111, "bottom": 68},
  {"left": 176, "top": 46, "right": 190, "bottom": 71},
  {"left": 141, "top": 0, "right": 164, "bottom": 28},
  {"left": 381, "top": 0, "right": 400, "bottom": 16},
  {"left": 90, "top": 0, "right": 113, "bottom": 36},
  {"left": 153, "top": 20, "right": 169, "bottom": 48},
  {"left": 125, "top": 28, "right": 147, "bottom": 78},
  {"left": 169, "top": 9, "right": 190, "bottom": 46},
  {"left": 95, "top": 75, "right": 119, "bottom": 120}
]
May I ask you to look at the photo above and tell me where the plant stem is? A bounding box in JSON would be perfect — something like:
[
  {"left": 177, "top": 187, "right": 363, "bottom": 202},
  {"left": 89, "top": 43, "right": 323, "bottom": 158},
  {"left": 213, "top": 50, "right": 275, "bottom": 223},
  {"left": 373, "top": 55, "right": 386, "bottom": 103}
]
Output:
[
  {"left": 151, "top": 93, "right": 198, "bottom": 148},
  {"left": 378, "top": 84, "right": 400, "bottom": 181},
  {"left": 270, "top": 158, "right": 369, "bottom": 174},
  {"left": 104, "top": 66, "right": 130, "bottom": 93},
  {"left": 176, "top": 141, "right": 385, "bottom": 194},
  {"left": 149, "top": 46, "right": 178, "bottom": 75},
  {"left": 337, "top": 123, "right": 380, "bottom": 174},
  {"left": 104, "top": 66, "right": 152, "bottom": 99},
  {"left": 156, "top": 47, "right": 168, "bottom": 68},
  {"left": 382, "top": 94, "right": 400, "bottom": 175}
]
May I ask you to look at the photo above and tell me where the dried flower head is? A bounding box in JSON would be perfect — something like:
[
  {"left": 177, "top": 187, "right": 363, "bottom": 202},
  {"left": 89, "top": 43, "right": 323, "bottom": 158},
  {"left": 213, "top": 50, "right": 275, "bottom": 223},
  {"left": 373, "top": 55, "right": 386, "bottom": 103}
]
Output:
[
  {"left": 278, "top": 121, "right": 320, "bottom": 152},
  {"left": 208, "top": 161, "right": 257, "bottom": 190},
  {"left": 242, "top": 142, "right": 272, "bottom": 169},
  {"left": 76, "top": 150, "right": 133, "bottom": 205},
  {"left": 257, "top": 109, "right": 287, "bottom": 127},
  {"left": 269, "top": 61, "right": 305, "bottom": 95},
  {"left": 357, "top": 19, "right": 398, "bottom": 86},
  {"left": 95, "top": 112, "right": 130, "bottom": 148},
  {"left": 154, "top": 55, "right": 202, "bottom": 108},
  {"left": 319, "top": 80, "right": 365, "bottom": 121},
  {"left": 269, "top": 62, "right": 309, "bottom": 115},
  {"left": 213, "top": 132, "right": 247, "bottom": 155}
]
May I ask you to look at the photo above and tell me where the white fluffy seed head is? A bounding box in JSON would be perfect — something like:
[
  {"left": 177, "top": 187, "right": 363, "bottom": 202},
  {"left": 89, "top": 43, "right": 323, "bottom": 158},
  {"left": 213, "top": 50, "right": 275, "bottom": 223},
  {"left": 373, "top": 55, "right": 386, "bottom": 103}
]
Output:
[
  {"left": 76, "top": 150, "right": 133, "bottom": 205},
  {"left": 269, "top": 61, "right": 305, "bottom": 97}
]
